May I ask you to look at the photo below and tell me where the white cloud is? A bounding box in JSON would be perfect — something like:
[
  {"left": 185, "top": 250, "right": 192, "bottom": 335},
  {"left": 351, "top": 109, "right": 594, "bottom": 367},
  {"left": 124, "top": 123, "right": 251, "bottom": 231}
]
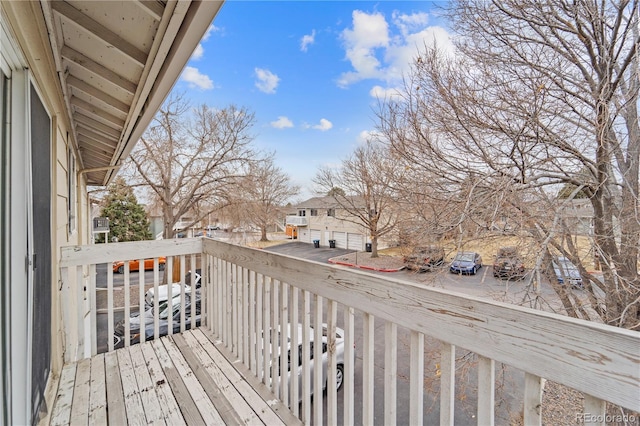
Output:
[
  {"left": 301, "top": 30, "right": 316, "bottom": 52},
  {"left": 180, "top": 66, "right": 214, "bottom": 90},
  {"left": 202, "top": 24, "right": 218, "bottom": 41},
  {"left": 312, "top": 118, "right": 333, "bottom": 131},
  {"left": 191, "top": 25, "right": 220, "bottom": 61},
  {"left": 338, "top": 10, "right": 389, "bottom": 87},
  {"left": 271, "top": 116, "right": 294, "bottom": 129},
  {"left": 369, "top": 85, "right": 403, "bottom": 101},
  {"left": 254, "top": 68, "right": 280, "bottom": 94},
  {"left": 337, "top": 10, "right": 454, "bottom": 88},
  {"left": 357, "top": 129, "right": 383, "bottom": 144},
  {"left": 392, "top": 11, "right": 429, "bottom": 37},
  {"left": 191, "top": 43, "right": 204, "bottom": 60}
]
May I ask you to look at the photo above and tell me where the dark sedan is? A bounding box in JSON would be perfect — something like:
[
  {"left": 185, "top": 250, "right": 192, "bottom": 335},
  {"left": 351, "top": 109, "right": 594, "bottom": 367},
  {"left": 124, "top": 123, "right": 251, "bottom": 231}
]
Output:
[{"left": 450, "top": 252, "right": 483, "bottom": 275}]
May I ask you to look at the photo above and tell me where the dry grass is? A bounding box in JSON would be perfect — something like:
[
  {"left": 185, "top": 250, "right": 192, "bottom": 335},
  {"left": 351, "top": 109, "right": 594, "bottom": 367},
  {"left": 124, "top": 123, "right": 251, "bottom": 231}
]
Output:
[{"left": 389, "top": 234, "right": 598, "bottom": 270}]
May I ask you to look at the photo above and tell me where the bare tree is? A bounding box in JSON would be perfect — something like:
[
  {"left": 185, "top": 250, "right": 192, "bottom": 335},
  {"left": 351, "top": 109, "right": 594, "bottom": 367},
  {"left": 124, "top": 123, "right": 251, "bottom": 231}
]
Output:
[
  {"left": 125, "top": 93, "right": 257, "bottom": 238},
  {"left": 377, "top": 0, "right": 639, "bottom": 329},
  {"left": 314, "top": 140, "right": 402, "bottom": 257},
  {"left": 241, "top": 155, "right": 300, "bottom": 241}
]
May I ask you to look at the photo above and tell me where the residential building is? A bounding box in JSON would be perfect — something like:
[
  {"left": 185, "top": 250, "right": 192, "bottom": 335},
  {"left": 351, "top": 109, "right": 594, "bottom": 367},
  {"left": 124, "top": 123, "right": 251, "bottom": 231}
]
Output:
[{"left": 287, "top": 196, "right": 374, "bottom": 250}]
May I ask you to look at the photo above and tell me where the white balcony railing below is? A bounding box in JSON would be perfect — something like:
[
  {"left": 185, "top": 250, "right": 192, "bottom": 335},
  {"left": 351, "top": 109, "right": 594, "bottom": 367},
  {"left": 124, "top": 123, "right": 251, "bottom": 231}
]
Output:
[
  {"left": 285, "top": 216, "right": 308, "bottom": 226},
  {"left": 59, "top": 238, "right": 640, "bottom": 425}
]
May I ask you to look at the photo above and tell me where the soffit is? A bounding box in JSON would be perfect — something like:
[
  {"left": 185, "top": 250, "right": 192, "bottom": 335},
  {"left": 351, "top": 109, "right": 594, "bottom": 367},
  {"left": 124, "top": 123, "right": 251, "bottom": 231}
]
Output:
[{"left": 41, "top": 0, "right": 224, "bottom": 185}]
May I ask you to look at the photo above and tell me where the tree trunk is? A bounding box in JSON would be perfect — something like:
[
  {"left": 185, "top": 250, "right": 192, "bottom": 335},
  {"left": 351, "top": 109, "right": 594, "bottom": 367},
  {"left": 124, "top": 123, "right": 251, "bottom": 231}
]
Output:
[{"left": 370, "top": 235, "right": 379, "bottom": 258}]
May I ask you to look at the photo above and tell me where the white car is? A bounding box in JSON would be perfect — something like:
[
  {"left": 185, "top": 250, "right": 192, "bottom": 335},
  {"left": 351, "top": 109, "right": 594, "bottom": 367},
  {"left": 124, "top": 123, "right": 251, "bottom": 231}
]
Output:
[
  {"left": 266, "top": 323, "right": 349, "bottom": 399},
  {"left": 144, "top": 269, "right": 200, "bottom": 308}
]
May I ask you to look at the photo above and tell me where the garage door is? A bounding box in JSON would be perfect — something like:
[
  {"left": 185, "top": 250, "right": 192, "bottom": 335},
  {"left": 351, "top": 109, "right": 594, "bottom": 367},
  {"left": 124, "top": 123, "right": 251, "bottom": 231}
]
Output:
[
  {"left": 310, "top": 229, "right": 322, "bottom": 243},
  {"left": 347, "top": 233, "right": 363, "bottom": 251},
  {"left": 332, "top": 232, "right": 347, "bottom": 248},
  {"left": 299, "top": 229, "right": 310, "bottom": 243}
]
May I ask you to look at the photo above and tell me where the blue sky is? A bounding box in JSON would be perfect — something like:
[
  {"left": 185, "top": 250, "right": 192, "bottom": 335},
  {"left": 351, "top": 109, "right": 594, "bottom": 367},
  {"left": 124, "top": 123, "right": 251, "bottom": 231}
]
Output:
[{"left": 173, "top": 1, "right": 453, "bottom": 200}]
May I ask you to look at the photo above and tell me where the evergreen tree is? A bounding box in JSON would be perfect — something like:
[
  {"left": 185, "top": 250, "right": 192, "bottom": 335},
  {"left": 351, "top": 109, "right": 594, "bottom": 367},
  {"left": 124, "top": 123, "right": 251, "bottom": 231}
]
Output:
[{"left": 96, "top": 177, "right": 152, "bottom": 243}]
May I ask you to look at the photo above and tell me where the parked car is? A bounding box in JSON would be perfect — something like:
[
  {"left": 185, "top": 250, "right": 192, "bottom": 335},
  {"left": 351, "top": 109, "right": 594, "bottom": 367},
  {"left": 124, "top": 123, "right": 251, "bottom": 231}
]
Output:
[
  {"left": 270, "top": 323, "right": 350, "bottom": 398},
  {"left": 492, "top": 247, "right": 526, "bottom": 279},
  {"left": 404, "top": 245, "right": 445, "bottom": 272},
  {"left": 114, "top": 292, "right": 200, "bottom": 348},
  {"left": 552, "top": 256, "right": 584, "bottom": 288},
  {"left": 449, "top": 252, "right": 483, "bottom": 275},
  {"left": 113, "top": 257, "right": 166, "bottom": 274},
  {"left": 144, "top": 269, "right": 201, "bottom": 308}
]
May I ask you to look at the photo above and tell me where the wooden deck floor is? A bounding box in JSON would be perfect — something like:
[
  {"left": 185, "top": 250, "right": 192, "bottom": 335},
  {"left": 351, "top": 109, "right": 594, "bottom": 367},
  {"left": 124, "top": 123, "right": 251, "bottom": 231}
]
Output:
[{"left": 48, "top": 328, "right": 301, "bottom": 426}]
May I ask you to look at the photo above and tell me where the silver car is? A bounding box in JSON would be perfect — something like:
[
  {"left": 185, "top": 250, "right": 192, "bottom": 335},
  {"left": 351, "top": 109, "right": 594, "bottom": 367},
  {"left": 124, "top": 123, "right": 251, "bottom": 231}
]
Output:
[
  {"left": 267, "top": 323, "right": 349, "bottom": 399},
  {"left": 553, "top": 256, "right": 584, "bottom": 288}
]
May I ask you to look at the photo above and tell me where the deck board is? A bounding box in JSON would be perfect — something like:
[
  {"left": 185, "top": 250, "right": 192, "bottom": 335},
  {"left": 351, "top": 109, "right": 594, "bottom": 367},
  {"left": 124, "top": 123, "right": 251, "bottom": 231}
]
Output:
[
  {"left": 88, "top": 354, "right": 107, "bottom": 425},
  {"left": 48, "top": 328, "right": 297, "bottom": 426},
  {"left": 69, "top": 358, "right": 91, "bottom": 425},
  {"left": 140, "top": 343, "right": 186, "bottom": 426}
]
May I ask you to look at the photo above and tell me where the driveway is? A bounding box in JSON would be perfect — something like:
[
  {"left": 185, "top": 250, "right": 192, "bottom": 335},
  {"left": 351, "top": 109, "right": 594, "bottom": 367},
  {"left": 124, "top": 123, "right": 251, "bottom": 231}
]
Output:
[{"left": 262, "top": 241, "right": 353, "bottom": 263}]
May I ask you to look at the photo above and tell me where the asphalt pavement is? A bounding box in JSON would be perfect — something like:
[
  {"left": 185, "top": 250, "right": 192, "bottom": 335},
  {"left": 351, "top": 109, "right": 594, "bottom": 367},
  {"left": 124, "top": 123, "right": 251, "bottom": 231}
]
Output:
[{"left": 262, "top": 241, "right": 354, "bottom": 263}]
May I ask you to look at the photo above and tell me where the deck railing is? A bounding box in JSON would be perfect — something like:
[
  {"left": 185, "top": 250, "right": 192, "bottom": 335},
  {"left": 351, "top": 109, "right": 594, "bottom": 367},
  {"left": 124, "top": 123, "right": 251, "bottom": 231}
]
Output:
[{"left": 60, "top": 238, "right": 640, "bottom": 425}]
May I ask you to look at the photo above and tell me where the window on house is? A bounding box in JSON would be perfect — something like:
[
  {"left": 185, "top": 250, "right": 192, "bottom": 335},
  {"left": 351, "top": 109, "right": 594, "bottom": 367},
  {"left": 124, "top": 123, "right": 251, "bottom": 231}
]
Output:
[
  {"left": 298, "top": 210, "right": 306, "bottom": 216},
  {"left": 327, "top": 208, "right": 335, "bottom": 217},
  {"left": 310, "top": 209, "right": 317, "bottom": 216}
]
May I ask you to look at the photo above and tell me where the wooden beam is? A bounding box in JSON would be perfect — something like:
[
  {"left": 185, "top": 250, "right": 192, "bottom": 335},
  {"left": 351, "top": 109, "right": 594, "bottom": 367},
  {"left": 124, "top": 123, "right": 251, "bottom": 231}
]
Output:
[
  {"left": 52, "top": 1, "right": 147, "bottom": 66},
  {"left": 76, "top": 125, "right": 118, "bottom": 149},
  {"left": 67, "top": 75, "right": 130, "bottom": 114},
  {"left": 61, "top": 46, "right": 137, "bottom": 94},
  {"left": 71, "top": 96, "right": 126, "bottom": 128},
  {"left": 137, "top": 0, "right": 165, "bottom": 21},
  {"left": 74, "top": 113, "right": 122, "bottom": 139}
]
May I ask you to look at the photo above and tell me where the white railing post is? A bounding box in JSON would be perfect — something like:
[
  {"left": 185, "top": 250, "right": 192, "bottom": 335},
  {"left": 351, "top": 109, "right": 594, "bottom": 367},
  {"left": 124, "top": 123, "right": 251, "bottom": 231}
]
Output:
[
  {"left": 582, "top": 394, "right": 606, "bottom": 426},
  {"left": 107, "top": 264, "right": 114, "bottom": 353},
  {"left": 89, "top": 264, "right": 97, "bottom": 356},
  {"left": 301, "top": 290, "right": 311, "bottom": 424},
  {"left": 384, "top": 321, "right": 397, "bottom": 426},
  {"left": 60, "top": 266, "right": 73, "bottom": 362},
  {"left": 232, "top": 263, "right": 238, "bottom": 356},
  {"left": 327, "top": 300, "right": 338, "bottom": 425},
  {"left": 255, "top": 273, "right": 263, "bottom": 381},
  {"left": 279, "top": 282, "right": 289, "bottom": 407},
  {"left": 313, "top": 294, "right": 323, "bottom": 426},
  {"left": 409, "top": 330, "right": 424, "bottom": 426},
  {"left": 343, "top": 306, "right": 355, "bottom": 426},
  {"left": 290, "top": 286, "right": 299, "bottom": 416},
  {"left": 243, "top": 267, "right": 250, "bottom": 367},
  {"left": 249, "top": 270, "right": 256, "bottom": 375},
  {"left": 523, "top": 373, "right": 544, "bottom": 426},
  {"left": 363, "top": 313, "right": 375, "bottom": 425},
  {"left": 477, "top": 355, "right": 495, "bottom": 425},
  {"left": 271, "top": 279, "right": 280, "bottom": 396},
  {"left": 75, "top": 266, "right": 86, "bottom": 359},
  {"left": 138, "top": 258, "right": 145, "bottom": 343},
  {"left": 440, "top": 343, "right": 456, "bottom": 426},
  {"left": 262, "top": 276, "right": 271, "bottom": 388}
]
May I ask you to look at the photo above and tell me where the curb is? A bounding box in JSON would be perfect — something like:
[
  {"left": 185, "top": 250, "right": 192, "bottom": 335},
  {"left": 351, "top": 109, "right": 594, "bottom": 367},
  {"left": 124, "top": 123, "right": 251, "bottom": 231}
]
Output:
[{"left": 328, "top": 259, "right": 405, "bottom": 273}]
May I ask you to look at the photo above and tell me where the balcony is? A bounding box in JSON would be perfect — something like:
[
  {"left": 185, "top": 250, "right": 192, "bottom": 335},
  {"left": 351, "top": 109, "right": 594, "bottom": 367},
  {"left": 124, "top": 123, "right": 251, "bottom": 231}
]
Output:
[
  {"left": 55, "top": 238, "right": 639, "bottom": 425},
  {"left": 286, "top": 215, "right": 308, "bottom": 226}
]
